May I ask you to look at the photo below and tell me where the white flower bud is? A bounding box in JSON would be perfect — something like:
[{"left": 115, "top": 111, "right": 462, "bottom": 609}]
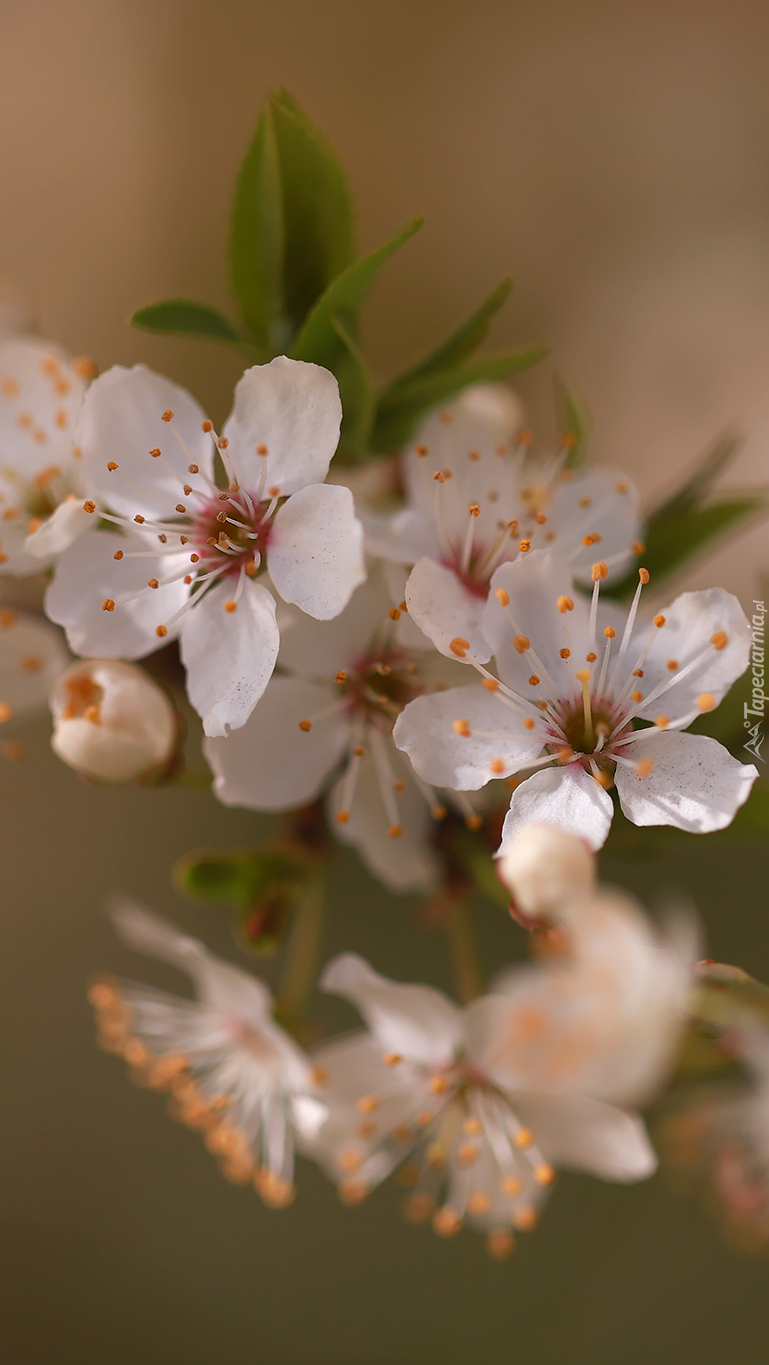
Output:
[
  {"left": 498, "top": 822, "right": 596, "bottom": 921},
  {"left": 50, "top": 659, "right": 177, "bottom": 783}
]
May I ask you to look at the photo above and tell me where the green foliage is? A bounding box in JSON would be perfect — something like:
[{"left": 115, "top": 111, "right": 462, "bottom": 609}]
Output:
[
  {"left": 371, "top": 345, "right": 550, "bottom": 454},
  {"left": 131, "top": 91, "right": 547, "bottom": 462},
  {"left": 173, "top": 846, "right": 313, "bottom": 955},
  {"left": 607, "top": 433, "right": 768, "bottom": 598},
  {"left": 553, "top": 375, "right": 590, "bottom": 468},
  {"left": 130, "top": 299, "right": 257, "bottom": 355},
  {"left": 229, "top": 87, "right": 356, "bottom": 352}
]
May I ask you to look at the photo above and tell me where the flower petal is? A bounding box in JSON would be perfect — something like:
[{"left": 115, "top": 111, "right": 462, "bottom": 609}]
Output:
[
  {"left": 393, "top": 684, "right": 542, "bottom": 789},
  {"left": 45, "top": 529, "right": 189, "bottom": 658},
  {"left": 482, "top": 552, "right": 590, "bottom": 690},
  {"left": 500, "top": 764, "right": 615, "bottom": 851},
  {"left": 0, "top": 336, "right": 86, "bottom": 479},
  {"left": 328, "top": 747, "right": 439, "bottom": 892},
  {"left": 616, "top": 730, "right": 758, "bottom": 833},
  {"left": 223, "top": 356, "right": 342, "bottom": 495},
  {"left": 180, "top": 578, "right": 280, "bottom": 737},
  {"left": 320, "top": 952, "right": 464, "bottom": 1065},
  {"left": 511, "top": 1092, "right": 657, "bottom": 1182},
  {"left": 205, "top": 675, "right": 348, "bottom": 810},
  {"left": 628, "top": 588, "right": 752, "bottom": 724},
  {"left": 23, "top": 496, "right": 93, "bottom": 567},
  {"left": 0, "top": 610, "right": 68, "bottom": 715},
  {"left": 405, "top": 556, "right": 491, "bottom": 661},
  {"left": 277, "top": 574, "right": 391, "bottom": 678},
  {"left": 77, "top": 365, "right": 212, "bottom": 520},
  {"left": 268, "top": 483, "right": 365, "bottom": 619},
  {"left": 548, "top": 469, "right": 641, "bottom": 585}
]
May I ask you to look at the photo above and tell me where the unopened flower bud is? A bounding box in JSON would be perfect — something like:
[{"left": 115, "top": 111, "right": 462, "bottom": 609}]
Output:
[
  {"left": 50, "top": 659, "right": 176, "bottom": 782},
  {"left": 498, "top": 823, "right": 595, "bottom": 922}
]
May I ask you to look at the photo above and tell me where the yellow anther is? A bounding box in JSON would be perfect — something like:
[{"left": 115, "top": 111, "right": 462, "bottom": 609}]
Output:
[
  {"left": 457, "top": 1142, "right": 479, "bottom": 1166},
  {"left": 490, "top": 757, "right": 505, "bottom": 774},
  {"left": 468, "top": 503, "right": 481, "bottom": 517},
  {"left": 101, "top": 599, "right": 115, "bottom": 612},
  {"left": 575, "top": 668, "right": 591, "bottom": 683},
  {"left": 512, "top": 1207, "right": 539, "bottom": 1231},
  {"left": 635, "top": 758, "right": 655, "bottom": 777},
  {"left": 162, "top": 409, "right": 174, "bottom": 422},
  {"left": 513, "top": 1127, "right": 534, "bottom": 1149},
  {"left": 336, "top": 810, "right": 350, "bottom": 824},
  {"left": 639, "top": 567, "right": 650, "bottom": 584},
  {"left": 655, "top": 715, "right": 670, "bottom": 728},
  {"left": 106, "top": 461, "right": 119, "bottom": 471},
  {"left": 465, "top": 813, "right": 483, "bottom": 831},
  {"left": 415, "top": 444, "right": 429, "bottom": 456},
  {"left": 383, "top": 1052, "right": 402, "bottom": 1066},
  {"left": 156, "top": 625, "right": 168, "bottom": 638},
  {"left": 501, "top": 1175, "right": 522, "bottom": 1196},
  {"left": 632, "top": 540, "right": 645, "bottom": 555},
  {"left": 666, "top": 659, "right": 678, "bottom": 671},
  {"left": 495, "top": 587, "right": 510, "bottom": 607},
  {"left": 0, "top": 702, "right": 13, "bottom": 723},
  {"left": 388, "top": 607, "right": 401, "bottom": 620},
  {"left": 337, "top": 1148, "right": 363, "bottom": 1174},
  {"left": 698, "top": 692, "right": 716, "bottom": 712},
  {"left": 518, "top": 540, "right": 531, "bottom": 553},
  {"left": 604, "top": 626, "right": 616, "bottom": 639},
  {"left": 432, "top": 1207, "right": 462, "bottom": 1238},
  {"left": 711, "top": 631, "right": 728, "bottom": 651},
  {"left": 534, "top": 1162, "right": 555, "bottom": 1186},
  {"left": 579, "top": 496, "right": 592, "bottom": 508},
  {"left": 201, "top": 421, "right": 212, "bottom": 433},
  {"left": 450, "top": 637, "right": 469, "bottom": 658},
  {"left": 591, "top": 561, "right": 609, "bottom": 582},
  {"left": 298, "top": 719, "right": 312, "bottom": 732},
  {"left": 482, "top": 677, "right": 499, "bottom": 692},
  {"left": 147, "top": 578, "right": 159, "bottom": 589},
  {"left": 113, "top": 549, "right": 123, "bottom": 560},
  {"left": 83, "top": 500, "right": 96, "bottom": 514},
  {"left": 582, "top": 532, "right": 602, "bottom": 546},
  {"left": 224, "top": 600, "right": 237, "bottom": 614},
  {"left": 388, "top": 825, "right": 403, "bottom": 839},
  {"left": 631, "top": 690, "right": 643, "bottom": 703},
  {"left": 557, "top": 595, "right": 574, "bottom": 613},
  {"left": 528, "top": 674, "right": 540, "bottom": 686},
  {"left": 357, "top": 1095, "right": 379, "bottom": 1114},
  {"left": 487, "top": 1230, "right": 516, "bottom": 1260},
  {"left": 513, "top": 634, "right": 530, "bottom": 654},
  {"left": 616, "top": 481, "right": 629, "bottom": 494},
  {"left": 560, "top": 647, "right": 571, "bottom": 659},
  {"left": 523, "top": 717, "right": 536, "bottom": 730},
  {"left": 654, "top": 614, "right": 666, "bottom": 628},
  {"left": 335, "top": 671, "right": 347, "bottom": 683},
  {"left": 585, "top": 652, "right": 597, "bottom": 663},
  {"left": 453, "top": 718, "right": 471, "bottom": 737}
]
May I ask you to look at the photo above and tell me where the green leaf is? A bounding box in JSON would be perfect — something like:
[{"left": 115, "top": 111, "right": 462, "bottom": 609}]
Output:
[
  {"left": 387, "top": 278, "right": 513, "bottom": 388},
  {"left": 371, "top": 345, "right": 550, "bottom": 453},
  {"left": 653, "top": 431, "right": 744, "bottom": 517},
  {"left": 269, "top": 89, "right": 356, "bottom": 334},
  {"left": 553, "top": 375, "right": 590, "bottom": 468},
  {"left": 330, "top": 316, "right": 376, "bottom": 463},
  {"left": 228, "top": 90, "right": 356, "bottom": 353},
  {"left": 607, "top": 492, "right": 768, "bottom": 599},
  {"left": 130, "top": 299, "right": 259, "bottom": 358},
  {"left": 173, "top": 847, "right": 306, "bottom": 908},
  {"left": 229, "top": 102, "right": 286, "bottom": 351},
  {"left": 290, "top": 214, "right": 425, "bottom": 369}
]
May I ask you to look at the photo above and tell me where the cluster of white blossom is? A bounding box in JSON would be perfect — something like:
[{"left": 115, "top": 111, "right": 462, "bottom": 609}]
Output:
[
  {"left": 0, "top": 318, "right": 762, "bottom": 1253},
  {"left": 89, "top": 823, "right": 695, "bottom": 1252}
]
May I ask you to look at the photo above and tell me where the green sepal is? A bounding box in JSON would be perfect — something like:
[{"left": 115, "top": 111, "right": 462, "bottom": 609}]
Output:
[
  {"left": 290, "top": 214, "right": 424, "bottom": 368},
  {"left": 553, "top": 375, "right": 590, "bottom": 468},
  {"left": 387, "top": 278, "right": 513, "bottom": 389},
  {"left": 371, "top": 345, "right": 550, "bottom": 454},
  {"left": 173, "top": 847, "right": 305, "bottom": 906},
  {"left": 330, "top": 315, "right": 376, "bottom": 463},
  {"left": 130, "top": 299, "right": 261, "bottom": 360}
]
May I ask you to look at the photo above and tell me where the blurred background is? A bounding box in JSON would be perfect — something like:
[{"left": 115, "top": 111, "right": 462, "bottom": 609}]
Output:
[{"left": 1, "top": 1, "right": 769, "bottom": 1361}]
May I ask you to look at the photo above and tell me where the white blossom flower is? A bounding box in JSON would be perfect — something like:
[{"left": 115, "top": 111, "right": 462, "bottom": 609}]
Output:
[
  {"left": 204, "top": 571, "right": 468, "bottom": 893},
  {"left": 50, "top": 659, "right": 177, "bottom": 782},
  {"left": 0, "top": 606, "right": 68, "bottom": 740},
  {"left": 45, "top": 357, "right": 366, "bottom": 736},
  {"left": 308, "top": 926, "right": 675, "bottom": 1254},
  {"left": 394, "top": 549, "right": 758, "bottom": 850},
  {"left": 364, "top": 384, "right": 642, "bottom": 660},
  {"left": 90, "top": 900, "right": 326, "bottom": 1207},
  {"left": 0, "top": 337, "right": 96, "bottom": 573}
]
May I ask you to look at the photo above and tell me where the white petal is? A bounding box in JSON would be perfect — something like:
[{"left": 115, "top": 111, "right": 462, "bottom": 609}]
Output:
[
  {"left": 497, "top": 823, "right": 596, "bottom": 920},
  {"left": 77, "top": 365, "right": 212, "bottom": 519},
  {"left": 277, "top": 574, "right": 391, "bottom": 678},
  {"left": 110, "top": 899, "right": 275, "bottom": 1019},
  {"left": 500, "top": 764, "right": 615, "bottom": 851},
  {"left": 23, "top": 496, "right": 92, "bottom": 567},
  {"left": 482, "top": 552, "right": 590, "bottom": 689},
  {"left": 45, "top": 529, "right": 189, "bottom": 659},
  {"left": 361, "top": 506, "right": 439, "bottom": 564},
  {"left": 616, "top": 730, "right": 758, "bottom": 833},
  {"left": 180, "top": 578, "right": 279, "bottom": 737},
  {"left": 548, "top": 469, "right": 641, "bottom": 584},
  {"left": 320, "top": 952, "right": 464, "bottom": 1065},
  {"left": 328, "top": 747, "right": 439, "bottom": 892},
  {"left": 205, "top": 675, "right": 348, "bottom": 810},
  {"left": 628, "top": 589, "right": 752, "bottom": 724},
  {"left": 511, "top": 1092, "right": 657, "bottom": 1182},
  {"left": 223, "top": 356, "right": 341, "bottom": 495},
  {"left": 0, "top": 336, "right": 86, "bottom": 479},
  {"left": 393, "top": 684, "right": 542, "bottom": 789},
  {"left": 405, "top": 557, "right": 491, "bottom": 661},
  {"left": 268, "top": 484, "right": 365, "bottom": 619},
  {"left": 402, "top": 383, "right": 524, "bottom": 516},
  {"left": 0, "top": 610, "right": 68, "bottom": 715}
]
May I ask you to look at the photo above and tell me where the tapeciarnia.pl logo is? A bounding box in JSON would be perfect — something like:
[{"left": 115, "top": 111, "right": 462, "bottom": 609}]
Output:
[{"left": 744, "top": 599, "right": 766, "bottom": 763}]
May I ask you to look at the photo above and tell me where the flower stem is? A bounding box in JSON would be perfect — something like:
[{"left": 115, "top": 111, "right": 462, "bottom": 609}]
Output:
[
  {"left": 445, "top": 897, "right": 484, "bottom": 1004},
  {"left": 274, "top": 874, "right": 325, "bottom": 1039}
]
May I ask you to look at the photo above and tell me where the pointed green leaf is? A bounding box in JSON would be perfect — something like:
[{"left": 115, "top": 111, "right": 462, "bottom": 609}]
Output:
[
  {"left": 388, "top": 278, "right": 513, "bottom": 388},
  {"left": 290, "top": 215, "right": 425, "bottom": 368},
  {"left": 553, "top": 375, "right": 591, "bottom": 469},
  {"left": 652, "top": 431, "right": 743, "bottom": 519},
  {"left": 371, "top": 345, "right": 550, "bottom": 453},
  {"left": 330, "top": 316, "right": 376, "bottom": 464},
  {"left": 606, "top": 492, "right": 769, "bottom": 599},
  {"left": 270, "top": 89, "right": 355, "bottom": 333},
  {"left": 228, "top": 102, "right": 286, "bottom": 351},
  {"left": 130, "top": 299, "right": 261, "bottom": 359}
]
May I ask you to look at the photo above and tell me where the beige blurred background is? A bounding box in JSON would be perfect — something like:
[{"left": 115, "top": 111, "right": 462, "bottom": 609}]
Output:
[{"left": 2, "top": 2, "right": 769, "bottom": 1362}]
